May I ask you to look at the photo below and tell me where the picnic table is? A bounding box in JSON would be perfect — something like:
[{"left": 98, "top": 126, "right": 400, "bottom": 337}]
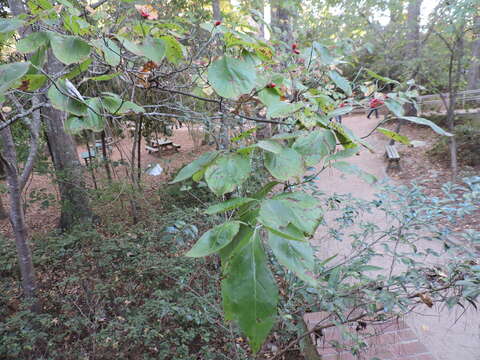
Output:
[{"left": 146, "top": 139, "right": 181, "bottom": 154}]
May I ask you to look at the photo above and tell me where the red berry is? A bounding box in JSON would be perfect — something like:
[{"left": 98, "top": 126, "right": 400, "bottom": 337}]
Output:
[
  {"left": 267, "top": 83, "right": 276, "bottom": 88},
  {"left": 293, "top": 49, "right": 300, "bottom": 55},
  {"left": 140, "top": 10, "right": 149, "bottom": 18},
  {"left": 214, "top": 20, "right": 222, "bottom": 26},
  {"left": 291, "top": 43, "right": 298, "bottom": 49}
]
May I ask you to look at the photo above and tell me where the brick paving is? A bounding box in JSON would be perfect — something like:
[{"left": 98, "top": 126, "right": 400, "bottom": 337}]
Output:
[{"left": 304, "top": 313, "right": 438, "bottom": 360}]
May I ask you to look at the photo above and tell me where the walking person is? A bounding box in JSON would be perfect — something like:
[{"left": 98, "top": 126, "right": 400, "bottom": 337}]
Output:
[{"left": 367, "top": 96, "right": 384, "bottom": 119}]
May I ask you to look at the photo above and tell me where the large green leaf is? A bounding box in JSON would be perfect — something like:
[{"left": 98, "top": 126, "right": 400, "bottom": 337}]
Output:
[
  {"left": 142, "top": 36, "right": 166, "bottom": 63},
  {"left": 292, "top": 129, "right": 336, "bottom": 166},
  {"left": 258, "top": 199, "right": 294, "bottom": 230},
  {"left": 47, "top": 79, "right": 87, "bottom": 116},
  {"left": 400, "top": 116, "right": 452, "bottom": 136},
  {"left": 204, "top": 154, "right": 251, "bottom": 196},
  {"left": 84, "top": 97, "right": 105, "bottom": 132},
  {"left": 49, "top": 33, "right": 91, "bottom": 65},
  {"left": 21, "top": 74, "right": 47, "bottom": 91},
  {"left": 377, "top": 127, "right": 411, "bottom": 145},
  {"left": 207, "top": 56, "right": 257, "bottom": 99},
  {"left": 0, "top": 18, "right": 24, "bottom": 33},
  {"left": 333, "top": 161, "right": 377, "bottom": 184},
  {"left": 313, "top": 42, "right": 335, "bottom": 65},
  {"left": 93, "top": 38, "right": 121, "bottom": 67},
  {"left": 274, "top": 192, "right": 323, "bottom": 235},
  {"left": 365, "top": 68, "right": 399, "bottom": 84},
  {"left": 0, "top": 62, "right": 30, "bottom": 95},
  {"left": 64, "top": 116, "right": 88, "bottom": 134},
  {"left": 100, "top": 93, "right": 144, "bottom": 114},
  {"left": 256, "top": 139, "right": 283, "bottom": 154},
  {"left": 264, "top": 147, "right": 304, "bottom": 181},
  {"left": 221, "top": 231, "right": 278, "bottom": 352},
  {"left": 185, "top": 221, "right": 240, "bottom": 257},
  {"left": 171, "top": 151, "right": 219, "bottom": 183},
  {"left": 258, "top": 88, "right": 304, "bottom": 118},
  {"left": 205, "top": 198, "right": 256, "bottom": 215},
  {"left": 385, "top": 99, "right": 404, "bottom": 117},
  {"left": 328, "top": 70, "right": 352, "bottom": 96},
  {"left": 268, "top": 227, "right": 316, "bottom": 285},
  {"left": 16, "top": 32, "right": 50, "bottom": 53},
  {"left": 161, "top": 35, "right": 184, "bottom": 64}
]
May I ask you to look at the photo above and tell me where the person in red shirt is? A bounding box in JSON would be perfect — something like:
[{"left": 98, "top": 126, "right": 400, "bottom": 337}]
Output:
[{"left": 367, "top": 97, "right": 384, "bottom": 119}]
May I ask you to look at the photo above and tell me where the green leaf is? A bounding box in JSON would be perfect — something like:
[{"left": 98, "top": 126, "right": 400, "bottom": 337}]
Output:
[
  {"left": 365, "top": 68, "right": 399, "bottom": 84},
  {"left": 93, "top": 38, "right": 121, "bottom": 67},
  {"left": 274, "top": 192, "right": 323, "bottom": 235},
  {"left": 377, "top": 127, "right": 411, "bottom": 145},
  {"left": 400, "top": 116, "right": 452, "bottom": 136},
  {"left": 160, "top": 35, "right": 184, "bottom": 64},
  {"left": 63, "top": 58, "right": 92, "bottom": 79},
  {"left": 258, "top": 199, "right": 294, "bottom": 230},
  {"left": 264, "top": 147, "right": 304, "bottom": 181},
  {"left": 313, "top": 42, "right": 335, "bottom": 65},
  {"left": 327, "top": 106, "right": 353, "bottom": 119},
  {"left": 385, "top": 99, "right": 404, "bottom": 117},
  {"left": 205, "top": 198, "right": 256, "bottom": 215},
  {"left": 208, "top": 56, "right": 257, "bottom": 99},
  {"left": 49, "top": 33, "right": 91, "bottom": 65},
  {"left": 324, "top": 146, "right": 360, "bottom": 162},
  {"left": 0, "top": 62, "right": 30, "bottom": 95},
  {"left": 86, "top": 73, "right": 121, "bottom": 82},
  {"left": 205, "top": 154, "right": 251, "bottom": 196},
  {"left": 328, "top": 70, "right": 352, "bottom": 96},
  {"left": 170, "top": 151, "right": 219, "bottom": 183},
  {"left": 185, "top": 221, "right": 240, "bottom": 257},
  {"left": 100, "top": 93, "right": 144, "bottom": 114},
  {"left": 142, "top": 36, "right": 166, "bottom": 63},
  {"left": 84, "top": 97, "right": 105, "bottom": 132},
  {"left": 333, "top": 161, "right": 377, "bottom": 184},
  {"left": 258, "top": 88, "right": 304, "bottom": 118},
  {"left": 0, "top": 18, "right": 24, "bottom": 34},
  {"left": 268, "top": 228, "right": 316, "bottom": 285},
  {"left": 292, "top": 129, "right": 335, "bottom": 166},
  {"left": 21, "top": 74, "right": 47, "bottom": 91},
  {"left": 47, "top": 79, "right": 87, "bottom": 116},
  {"left": 221, "top": 231, "right": 278, "bottom": 353},
  {"left": 64, "top": 116, "right": 88, "bottom": 134},
  {"left": 257, "top": 139, "right": 283, "bottom": 154}
]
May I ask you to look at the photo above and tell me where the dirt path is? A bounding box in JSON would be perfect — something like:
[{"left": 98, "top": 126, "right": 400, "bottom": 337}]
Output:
[{"left": 310, "top": 114, "right": 480, "bottom": 360}]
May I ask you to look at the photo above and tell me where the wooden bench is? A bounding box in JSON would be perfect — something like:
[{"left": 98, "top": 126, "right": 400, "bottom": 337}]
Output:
[
  {"left": 385, "top": 144, "right": 400, "bottom": 172},
  {"left": 149, "top": 139, "right": 181, "bottom": 153}
]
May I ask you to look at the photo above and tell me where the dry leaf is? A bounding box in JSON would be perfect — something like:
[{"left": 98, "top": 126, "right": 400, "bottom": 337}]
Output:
[
  {"left": 1, "top": 106, "right": 12, "bottom": 113},
  {"left": 419, "top": 293, "right": 433, "bottom": 308}
]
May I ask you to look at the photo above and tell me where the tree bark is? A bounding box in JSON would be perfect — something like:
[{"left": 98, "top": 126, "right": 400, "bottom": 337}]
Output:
[
  {"left": 467, "top": 15, "right": 480, "bottom": 90},
  {"left": 272, "top": 0, "right": 292, "bottom": 43},
  {"left": 0, "top": 124, "right": 38, "bottom": 304},
  {"left": 212, "top": 0, "right": 221, "bottom": 21},
  {"left": 406, "top": 0, "right": 422, "bottom": 80},
  {"left": 8, "top": 0, "right": 93, "bottom": 231}
]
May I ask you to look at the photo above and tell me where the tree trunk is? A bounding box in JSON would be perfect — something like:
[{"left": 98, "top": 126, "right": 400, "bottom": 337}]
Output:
[
  {"left": 406, "top": 0, "right": 422, "bottom": 80},
  {"left": 0, "top": 126, "right": 38, "bottom": 304},
  {"left": 101, "top": 131, "right": 112, "bottom": 182},
  {"left": 0, "top": 194, "right": 8, "bottom": 220},
  {"left": 8, "top": 0, "right": 93, "bottom": 231},
  {"left": 43, "top": 83, "right": 93, "bottom": 231},
  {"left": 272, "top": 0, "right": 292, "bottom": 43},
  {"left": 212, "top": 0, "right": 221, "bottom": 21},
  {"left": 467, "top": 15, "right": 480, "bottom": 90}
]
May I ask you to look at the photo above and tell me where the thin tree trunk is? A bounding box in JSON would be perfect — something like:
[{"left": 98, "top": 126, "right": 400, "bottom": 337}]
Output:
[
  {"left": 8, "top": 0, "right": 93, "bottom": 231},
  {"left": 272, "top": 0, "right": 292, "bottom": 43},
  {"left": 212, "top": 0, "right": 221, "bottom": 21},
  {"left": 406, "top": 0, "right": 422, "bottom": 80},
  {"left": 0, "top": 125, "right": 38, "bottom": 306},
  {"left": 467, "top": 15, "right": 480, "bottom": 90},
  {"left": 137, "top": 116, "right": 142, "bottom": 183},
  {"left": 101, "top": 131, "right": 112, "bottom": 182}
]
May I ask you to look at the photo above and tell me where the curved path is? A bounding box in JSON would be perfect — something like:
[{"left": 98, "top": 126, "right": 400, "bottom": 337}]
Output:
[{"left": 308, "top": 114, "right": 480, "bottom": 360}]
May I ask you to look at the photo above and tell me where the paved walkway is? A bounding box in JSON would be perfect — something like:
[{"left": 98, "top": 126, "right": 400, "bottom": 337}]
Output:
[{"left": 306, "top": 114, "right": 480, "bottom": 360}]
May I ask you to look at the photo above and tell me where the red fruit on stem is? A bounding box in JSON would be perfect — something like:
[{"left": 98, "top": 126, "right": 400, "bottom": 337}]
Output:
[
  {"left": 214, "top": 20, "right": 222, "bottom": 26},
  {"left": 140, "top": 10, "right": 149, "bottom": 18},
  {"left": 291, "top": 43, "right": 298, "bottom": 49},
  {"left": 293, "top": 49, "right": 300, "bottom": 55},
  {"left": 267, "top": 83, "right": 276, "bottom": 88}
]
